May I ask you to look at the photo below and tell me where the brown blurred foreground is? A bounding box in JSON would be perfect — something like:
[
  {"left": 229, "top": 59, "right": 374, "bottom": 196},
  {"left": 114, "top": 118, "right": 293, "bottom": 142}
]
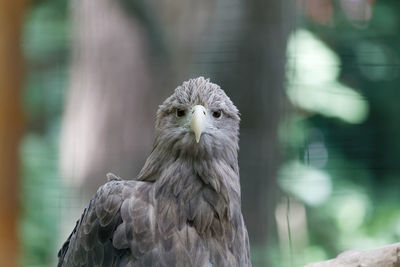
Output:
[{"left": 0, "top": 0, "right": 26, "bottom": 266}]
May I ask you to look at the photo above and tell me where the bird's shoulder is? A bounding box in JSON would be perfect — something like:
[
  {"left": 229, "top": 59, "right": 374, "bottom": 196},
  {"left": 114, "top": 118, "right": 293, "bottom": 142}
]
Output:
[
  {"left": 58, "top": 175, "right": 251, "bottom": 267},
  {"left": 57, "top": 177, "right": 154, "bottom": 267}
]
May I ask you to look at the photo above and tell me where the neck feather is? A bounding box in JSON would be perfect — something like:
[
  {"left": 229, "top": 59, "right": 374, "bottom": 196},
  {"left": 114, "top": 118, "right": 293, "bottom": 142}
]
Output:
[{"left": 137, "top": 148, "right": 241, "bottom": 239}]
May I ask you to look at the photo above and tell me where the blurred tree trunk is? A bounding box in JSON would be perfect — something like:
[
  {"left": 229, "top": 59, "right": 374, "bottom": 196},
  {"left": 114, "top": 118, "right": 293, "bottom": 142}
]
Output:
[
  {"left": 60, "top": 0, "right": 158, "bottom": 240},
  {"left": 214, "top": 0, "right": 293, "bottom": 263},
  {"left": 61, "top": 0, "right": 156, "bottom": 195},
  {"left": 0, "top": 0, "right": 26, "bottom": 266}
]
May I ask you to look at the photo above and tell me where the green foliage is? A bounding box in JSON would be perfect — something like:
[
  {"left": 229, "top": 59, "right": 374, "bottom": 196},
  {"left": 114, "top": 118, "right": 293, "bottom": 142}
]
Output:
[
  {"left": 20, "top": 134, "right": 63, "bottom": 266},
  {"left": 20, "top": 0, "right": 68, "bottom": 266},
  {"left": 277, "top": 0, "right": 400, "bottom": 265}
]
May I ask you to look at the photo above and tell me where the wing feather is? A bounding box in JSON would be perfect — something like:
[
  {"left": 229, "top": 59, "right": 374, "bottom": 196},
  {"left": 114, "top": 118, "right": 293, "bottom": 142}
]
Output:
[
  {"left": 57, "top": 179, "right": 154, "bottom": 267},
  {"left": 58, "top": 175, "right": 252, "bottom": 267}
]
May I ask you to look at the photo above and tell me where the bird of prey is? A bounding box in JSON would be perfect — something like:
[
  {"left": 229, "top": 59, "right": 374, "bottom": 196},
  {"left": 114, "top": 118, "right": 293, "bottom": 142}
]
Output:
[{"left": 58, "top": 77, "right": 251, "bottom": 267}]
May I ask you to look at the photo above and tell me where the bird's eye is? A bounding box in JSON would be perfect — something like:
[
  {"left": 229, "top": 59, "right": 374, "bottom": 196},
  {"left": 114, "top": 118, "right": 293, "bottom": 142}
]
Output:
[
  {"left": 212, "top": 109, "right": 222, "bottom": 118},
  {"left": 176, "top": 109, "right": 186, "bottom": 117}
]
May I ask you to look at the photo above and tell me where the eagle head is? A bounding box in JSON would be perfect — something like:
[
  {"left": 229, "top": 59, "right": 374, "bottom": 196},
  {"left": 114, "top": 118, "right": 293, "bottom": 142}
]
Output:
[{"left": 153, "top": 77, "right": 240, "bottom": 161}]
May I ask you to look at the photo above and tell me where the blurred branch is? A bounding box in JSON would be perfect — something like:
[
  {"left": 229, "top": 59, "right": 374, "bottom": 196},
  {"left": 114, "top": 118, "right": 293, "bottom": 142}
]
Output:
[{"left": 305, "top": 243, "right": 400, "bottom": 267}]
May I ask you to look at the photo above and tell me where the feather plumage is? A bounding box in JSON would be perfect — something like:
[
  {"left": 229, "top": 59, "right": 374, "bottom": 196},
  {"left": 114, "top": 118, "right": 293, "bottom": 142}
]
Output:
[{"left": 58, "top": 77, "right": 251, "bottom": 267}]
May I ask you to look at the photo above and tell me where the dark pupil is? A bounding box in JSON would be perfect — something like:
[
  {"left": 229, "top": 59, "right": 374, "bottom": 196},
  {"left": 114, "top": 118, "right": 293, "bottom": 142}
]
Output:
[
  {"left": 176, "top": 109, "right": 185, "bottom": 117},
  {"left": 212, "top": 110, "right": 221, "bottom": 118}
]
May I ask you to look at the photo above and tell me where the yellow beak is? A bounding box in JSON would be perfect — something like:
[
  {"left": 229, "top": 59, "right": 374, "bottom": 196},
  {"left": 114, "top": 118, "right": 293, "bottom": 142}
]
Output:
[{"left": 190, "top": 105, "right": 207, "bottom": 143}]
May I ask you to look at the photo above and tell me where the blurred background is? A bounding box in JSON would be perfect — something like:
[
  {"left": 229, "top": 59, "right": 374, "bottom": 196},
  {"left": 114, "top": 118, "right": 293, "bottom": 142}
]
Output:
[{"left": 1, "top": 0, "right": 400, "bottom": 266}]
